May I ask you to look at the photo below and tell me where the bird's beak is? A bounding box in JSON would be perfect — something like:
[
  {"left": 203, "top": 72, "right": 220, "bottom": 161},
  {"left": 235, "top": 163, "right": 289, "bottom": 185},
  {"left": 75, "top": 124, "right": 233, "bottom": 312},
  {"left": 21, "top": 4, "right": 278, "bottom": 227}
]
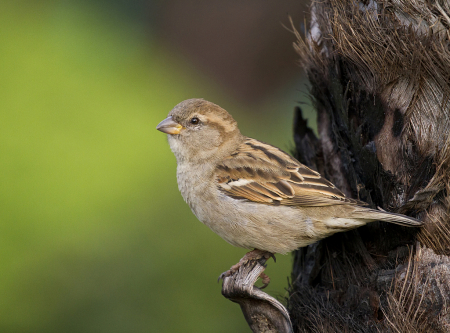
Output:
[{"left": 156, "top": 116, "right": 183, "bottom": 135}]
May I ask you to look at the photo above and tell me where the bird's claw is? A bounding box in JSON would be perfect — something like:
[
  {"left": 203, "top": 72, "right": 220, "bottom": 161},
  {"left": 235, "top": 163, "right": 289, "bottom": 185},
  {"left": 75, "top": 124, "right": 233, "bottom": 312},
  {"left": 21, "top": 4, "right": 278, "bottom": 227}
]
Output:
[
  {"left": 218, "top": 269, "right": 232, "bottom": 282},
  {"left": 259, "top": 272, "right": 271, "bottom": 289},
  {"left": 268, "top": 252, "right": 276, "bottom": 263},
  {"left": 218, "top": 260, "right": 241, "bottom": 282}
]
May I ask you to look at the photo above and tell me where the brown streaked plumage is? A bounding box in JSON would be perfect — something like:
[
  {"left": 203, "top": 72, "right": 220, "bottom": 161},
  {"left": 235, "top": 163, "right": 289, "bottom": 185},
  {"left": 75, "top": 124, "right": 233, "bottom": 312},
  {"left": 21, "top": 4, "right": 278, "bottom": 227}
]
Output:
[
  {"left": 217, "top": 137, "right": 365, "bottom": 206},
  {"left": 157, "top": 98, "right": 422, "bottom": 284}
]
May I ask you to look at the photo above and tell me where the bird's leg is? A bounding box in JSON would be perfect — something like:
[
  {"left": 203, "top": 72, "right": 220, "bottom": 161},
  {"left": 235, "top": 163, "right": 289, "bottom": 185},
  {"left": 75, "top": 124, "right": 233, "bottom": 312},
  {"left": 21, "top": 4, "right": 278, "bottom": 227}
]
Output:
[{"left": 218, "top": 249, "right": 276, "bottom": 287}]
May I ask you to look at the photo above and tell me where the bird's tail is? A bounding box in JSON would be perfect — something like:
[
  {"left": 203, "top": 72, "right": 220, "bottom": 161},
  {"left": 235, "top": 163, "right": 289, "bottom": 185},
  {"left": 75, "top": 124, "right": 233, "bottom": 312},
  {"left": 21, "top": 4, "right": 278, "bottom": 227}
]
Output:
[{"left": 352, "top": 208, "right": 422, "bottom": 227}]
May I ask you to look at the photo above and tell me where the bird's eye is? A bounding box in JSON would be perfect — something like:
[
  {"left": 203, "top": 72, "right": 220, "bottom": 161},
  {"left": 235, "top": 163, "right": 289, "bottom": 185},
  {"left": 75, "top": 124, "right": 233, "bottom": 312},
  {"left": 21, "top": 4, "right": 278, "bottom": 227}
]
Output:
[{"left": 190, "top": 117, "right": 199, "bottom": 125}]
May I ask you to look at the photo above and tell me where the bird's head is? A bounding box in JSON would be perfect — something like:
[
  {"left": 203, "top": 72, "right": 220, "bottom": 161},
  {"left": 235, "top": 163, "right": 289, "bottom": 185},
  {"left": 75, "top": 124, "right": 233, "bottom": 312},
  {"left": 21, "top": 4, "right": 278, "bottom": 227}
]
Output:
[{"left": 157, "top": 99, "right": 243, "bottom": 163}]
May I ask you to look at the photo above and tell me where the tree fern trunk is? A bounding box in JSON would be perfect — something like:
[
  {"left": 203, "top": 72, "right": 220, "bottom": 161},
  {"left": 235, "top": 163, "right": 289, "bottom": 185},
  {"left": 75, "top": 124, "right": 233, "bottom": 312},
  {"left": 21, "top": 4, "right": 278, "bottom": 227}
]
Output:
[{"left": 289, "top": 1, "right": 450, "bottom": 331}]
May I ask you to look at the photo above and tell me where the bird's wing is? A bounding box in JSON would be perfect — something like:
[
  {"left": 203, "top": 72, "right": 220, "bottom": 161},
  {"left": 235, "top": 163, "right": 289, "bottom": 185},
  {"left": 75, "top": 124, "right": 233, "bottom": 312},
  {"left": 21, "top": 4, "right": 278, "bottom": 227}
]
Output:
[{"left": 216, "top": 138, "right": 365, "bottom": 206}]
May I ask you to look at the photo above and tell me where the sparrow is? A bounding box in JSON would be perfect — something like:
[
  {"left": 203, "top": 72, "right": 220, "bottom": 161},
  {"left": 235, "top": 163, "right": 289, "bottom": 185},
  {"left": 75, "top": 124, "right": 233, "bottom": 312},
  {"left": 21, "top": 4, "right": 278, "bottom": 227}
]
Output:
[{"left": 156, "top": 98, "right": 422, "bottom": 286}]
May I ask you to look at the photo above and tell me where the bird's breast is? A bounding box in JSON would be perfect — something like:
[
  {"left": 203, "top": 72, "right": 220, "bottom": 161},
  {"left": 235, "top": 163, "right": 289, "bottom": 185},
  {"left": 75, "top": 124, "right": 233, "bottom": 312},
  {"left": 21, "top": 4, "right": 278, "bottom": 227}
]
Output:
[{"left": 176, "top": 163, "right": 216, "bottom": 220}]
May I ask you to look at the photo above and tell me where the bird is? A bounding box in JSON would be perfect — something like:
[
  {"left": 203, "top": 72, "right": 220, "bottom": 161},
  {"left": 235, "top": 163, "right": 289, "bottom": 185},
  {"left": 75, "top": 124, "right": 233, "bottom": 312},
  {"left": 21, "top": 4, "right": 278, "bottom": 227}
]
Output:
[{"left": 156, "top": 98, "right": 422, "bottom": 286}]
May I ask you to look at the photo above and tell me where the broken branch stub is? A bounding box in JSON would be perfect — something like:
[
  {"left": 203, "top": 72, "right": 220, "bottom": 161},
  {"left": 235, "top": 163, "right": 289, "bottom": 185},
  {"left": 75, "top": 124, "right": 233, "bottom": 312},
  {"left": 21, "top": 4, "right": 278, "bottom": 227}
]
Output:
[{"left": 221, "top": 258, "right": 293, "bottom": 333}]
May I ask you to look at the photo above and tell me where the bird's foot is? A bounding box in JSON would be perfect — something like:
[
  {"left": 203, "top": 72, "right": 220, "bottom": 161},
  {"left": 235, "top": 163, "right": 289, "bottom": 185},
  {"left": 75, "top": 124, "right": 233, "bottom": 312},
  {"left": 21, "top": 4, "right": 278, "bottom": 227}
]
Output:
[
  {"left": 258, "top": 272, "right": 271, "bottom": 289},
  {"left": 218, "top": 249, "right": 275, "bottom": 288}
]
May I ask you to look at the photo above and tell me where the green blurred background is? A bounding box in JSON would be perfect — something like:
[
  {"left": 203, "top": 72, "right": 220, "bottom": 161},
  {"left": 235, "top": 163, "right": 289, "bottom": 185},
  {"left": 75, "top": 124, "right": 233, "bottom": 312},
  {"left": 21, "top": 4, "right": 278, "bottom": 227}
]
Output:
[{"left": 0, "top": 1, "right": 314, "bottom": 332}]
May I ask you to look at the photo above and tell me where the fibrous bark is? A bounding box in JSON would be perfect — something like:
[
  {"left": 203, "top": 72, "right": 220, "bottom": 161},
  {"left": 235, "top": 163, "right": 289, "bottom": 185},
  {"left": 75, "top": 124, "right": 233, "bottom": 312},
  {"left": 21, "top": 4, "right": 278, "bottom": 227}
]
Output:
[{"left": 289, "top": 0, "right": 450, "bottom": 332}]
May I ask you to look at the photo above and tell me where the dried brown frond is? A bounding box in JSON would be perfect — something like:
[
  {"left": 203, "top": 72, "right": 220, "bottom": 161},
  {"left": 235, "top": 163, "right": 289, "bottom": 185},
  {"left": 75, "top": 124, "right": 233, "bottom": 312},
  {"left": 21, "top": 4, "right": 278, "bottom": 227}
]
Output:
[
  {"left": 417, "top": 195, "right": 450, "bottom": 255},
  {"left": 382, "top": 245, "right": 450, "bottom": 332}
]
